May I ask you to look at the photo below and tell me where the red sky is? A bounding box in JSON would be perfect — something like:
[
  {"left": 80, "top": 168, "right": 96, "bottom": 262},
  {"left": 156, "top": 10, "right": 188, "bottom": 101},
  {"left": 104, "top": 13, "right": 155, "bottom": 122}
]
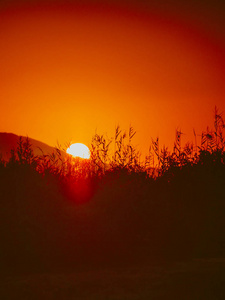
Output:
[{"left": 0, "top": 0, "right": 224, "bottom": 155}]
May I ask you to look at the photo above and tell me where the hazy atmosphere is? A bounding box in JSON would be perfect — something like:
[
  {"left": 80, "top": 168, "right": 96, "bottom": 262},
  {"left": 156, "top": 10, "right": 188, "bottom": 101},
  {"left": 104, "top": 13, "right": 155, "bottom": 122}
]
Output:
[
  {"left": 1, "top": 1, "right": 225, "bottom": 299},
  {"left": 0, "top": 0, "right": 224, "bottom": 153}
]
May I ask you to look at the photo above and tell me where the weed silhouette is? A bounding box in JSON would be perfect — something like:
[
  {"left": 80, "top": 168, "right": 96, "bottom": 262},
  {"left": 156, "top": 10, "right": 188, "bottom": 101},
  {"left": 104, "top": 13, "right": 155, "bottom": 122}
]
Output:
[{"left": 0, "top": 107, "right": 225, "bottom": 273}]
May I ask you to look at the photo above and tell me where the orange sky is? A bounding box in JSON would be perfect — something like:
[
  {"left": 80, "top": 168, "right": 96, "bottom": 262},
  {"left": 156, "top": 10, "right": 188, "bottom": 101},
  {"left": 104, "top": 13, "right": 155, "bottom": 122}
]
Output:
[{"left": 0, "top": 1, "right": 224, "bottom": 155}]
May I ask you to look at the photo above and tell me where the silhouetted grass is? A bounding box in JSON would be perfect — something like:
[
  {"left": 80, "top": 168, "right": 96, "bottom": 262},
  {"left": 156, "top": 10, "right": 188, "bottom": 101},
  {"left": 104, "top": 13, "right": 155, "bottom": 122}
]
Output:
[{"left": 0, "top": 107, "right": 225, "bottom": 274}]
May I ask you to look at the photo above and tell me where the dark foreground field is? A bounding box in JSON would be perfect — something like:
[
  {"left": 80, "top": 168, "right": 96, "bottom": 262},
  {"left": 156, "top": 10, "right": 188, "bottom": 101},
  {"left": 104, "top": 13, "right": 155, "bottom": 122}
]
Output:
[
  {"left": 0, "top": 259, "right": 225, "bottom": 299},
  {"left": 1, "top": 111, "right": 225, "bottom": 299}
]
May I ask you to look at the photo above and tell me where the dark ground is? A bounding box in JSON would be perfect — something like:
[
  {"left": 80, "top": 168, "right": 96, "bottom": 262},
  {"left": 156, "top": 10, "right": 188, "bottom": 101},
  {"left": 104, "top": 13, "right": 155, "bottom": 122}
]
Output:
[
  {"left": 1, "top": 129, "right": 225, "bottom": 299},
  {"left": 0, "top": 258, "right": 225, "bottom": 299}
]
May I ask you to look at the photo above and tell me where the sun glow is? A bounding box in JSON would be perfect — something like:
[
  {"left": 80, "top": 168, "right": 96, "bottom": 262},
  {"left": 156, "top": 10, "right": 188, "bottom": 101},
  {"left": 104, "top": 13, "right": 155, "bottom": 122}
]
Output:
[{"left": 66, "top": 143, "right": 90, "bottom": 159}]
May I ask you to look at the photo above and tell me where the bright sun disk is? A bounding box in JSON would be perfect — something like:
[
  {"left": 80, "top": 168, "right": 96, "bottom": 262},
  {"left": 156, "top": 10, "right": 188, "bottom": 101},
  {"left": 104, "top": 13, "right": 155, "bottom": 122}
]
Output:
[{"left": 66, "top": 143, "right": 90, "bottom": 159}]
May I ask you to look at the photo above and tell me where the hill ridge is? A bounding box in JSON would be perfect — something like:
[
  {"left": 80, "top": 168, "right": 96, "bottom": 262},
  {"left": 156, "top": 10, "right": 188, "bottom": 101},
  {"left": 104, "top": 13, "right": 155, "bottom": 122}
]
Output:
[{"left": 0, "top": 132, "right": 57, "bottom": 160}]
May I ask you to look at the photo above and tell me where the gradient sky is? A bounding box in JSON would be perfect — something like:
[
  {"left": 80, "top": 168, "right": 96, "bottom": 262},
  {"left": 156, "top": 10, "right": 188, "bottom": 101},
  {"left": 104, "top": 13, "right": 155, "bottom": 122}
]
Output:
[{"left": 0, "top": 0, "right": 224, "bottom": 155}]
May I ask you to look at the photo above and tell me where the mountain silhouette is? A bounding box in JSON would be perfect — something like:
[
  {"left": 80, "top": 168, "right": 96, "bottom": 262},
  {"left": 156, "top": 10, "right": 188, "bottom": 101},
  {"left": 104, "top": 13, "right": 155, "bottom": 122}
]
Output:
[{"left": 0, "top": 132, "right": 57, "bottom": 160}]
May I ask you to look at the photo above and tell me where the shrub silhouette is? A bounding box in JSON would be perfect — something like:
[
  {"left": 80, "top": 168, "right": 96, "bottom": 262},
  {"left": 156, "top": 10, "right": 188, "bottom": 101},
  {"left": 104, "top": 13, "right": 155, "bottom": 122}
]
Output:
[{"left": 0, "top": 107, "right": 225, "bottom": 273}]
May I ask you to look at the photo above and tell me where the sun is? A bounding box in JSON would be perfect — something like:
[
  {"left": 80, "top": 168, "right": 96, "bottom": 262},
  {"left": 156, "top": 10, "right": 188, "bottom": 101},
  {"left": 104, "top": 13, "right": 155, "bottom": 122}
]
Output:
[{"left": 66, "top": 143, "right": 90, "bottom": 159}]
